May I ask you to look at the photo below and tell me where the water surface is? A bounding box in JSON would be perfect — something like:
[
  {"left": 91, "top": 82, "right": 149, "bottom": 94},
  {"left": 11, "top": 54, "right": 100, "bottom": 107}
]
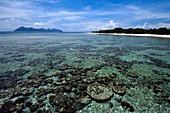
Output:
[{"left": 0, "top": 32, "right": 170, "bottom": 113}]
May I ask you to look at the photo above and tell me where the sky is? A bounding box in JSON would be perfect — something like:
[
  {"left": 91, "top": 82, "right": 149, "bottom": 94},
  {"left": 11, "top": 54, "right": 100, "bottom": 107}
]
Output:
[{"left": 0, "top": 0, "right": 170, "bottom": 31}]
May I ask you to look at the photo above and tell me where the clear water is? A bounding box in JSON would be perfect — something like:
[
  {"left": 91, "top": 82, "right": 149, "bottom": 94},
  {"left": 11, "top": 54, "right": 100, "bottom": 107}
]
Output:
[{"left": 0, "top": 32, "right": 170, "bottom": 113}]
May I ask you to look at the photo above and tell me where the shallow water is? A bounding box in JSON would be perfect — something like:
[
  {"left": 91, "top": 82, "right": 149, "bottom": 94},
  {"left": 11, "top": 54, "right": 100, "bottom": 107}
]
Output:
[{"left": 0, "top": 32, "right": 170, "bottom": 113}]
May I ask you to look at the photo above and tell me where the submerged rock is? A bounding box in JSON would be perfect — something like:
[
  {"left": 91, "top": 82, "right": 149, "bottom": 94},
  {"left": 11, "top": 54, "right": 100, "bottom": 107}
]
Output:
[
  {"left": 27, "top": 74, "right": 46, "bottom": 79},
  {"left": 87, "top": 83, "right": 114, "bottom": 101},
  {"left": 126, "top": 72, "right": 138, "bottom": 79},
  {"left": 0, "top": 101, "right": 23, "bottom": 113},
  {"left": 0, "top": 101, "right": 16, "bottom": 112},
  {"left": 13, "top": 69, "right": 29, "bottom": 77},
  {"left": 58, "top": 64, "right": 74, "bottom": 71},
  {"left": 21, "top": 87, "right": 34, "bottom": 96},
  {"left": 0, "top": 78, "right": 16, "bottom": 89},
  {"left": 79, "top": 95, "right": 91, "bottom": 104},
  {"left": 29, "top": 104, "right": 39, "bottom": 112},
  {"left": 54, "top": 94, "right": 74, "bottom": 112},
  {"left": 112, "top": 85, "right": 126, "bottom": 96},
  {"left": 0, "top": 69, "right": 28, "bottom": 78},
  {"left": 115, "top": 98, "right": 134, "bottom": 112},
  {"left": 25, "top": 101, "right": 32, "bottom": 107},
  {"left": 36, "top": 88, "right": 52, "bottom": 97},
  {"left": 37, "top": 109, "right": 51, "bottom": 113},
  {"left": 0, "top": 69, "right": 29, "bottom": 89}
]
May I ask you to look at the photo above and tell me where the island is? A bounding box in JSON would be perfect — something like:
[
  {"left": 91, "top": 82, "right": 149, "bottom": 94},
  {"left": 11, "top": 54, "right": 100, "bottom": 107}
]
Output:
[
  {"left": 91, "top": 28, "right": 170, "bottom": 38},
  {"left": 14, "top": 26, "right": 63, "bottom": 32}
]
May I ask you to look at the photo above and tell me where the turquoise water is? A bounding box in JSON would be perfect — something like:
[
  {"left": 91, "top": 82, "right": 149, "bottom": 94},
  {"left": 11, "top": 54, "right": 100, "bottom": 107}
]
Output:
[{"left": 0, "top": 32, "right": 170, "bottom": 113}]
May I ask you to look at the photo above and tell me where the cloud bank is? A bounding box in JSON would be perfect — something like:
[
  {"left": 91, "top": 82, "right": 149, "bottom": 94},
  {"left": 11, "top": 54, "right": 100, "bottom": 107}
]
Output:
[
  {"left": 34, "top": 22, "right": 44, "bottom": 26},
  {"left": 0, "top": 0, "right": 170, "bottom": 31}
]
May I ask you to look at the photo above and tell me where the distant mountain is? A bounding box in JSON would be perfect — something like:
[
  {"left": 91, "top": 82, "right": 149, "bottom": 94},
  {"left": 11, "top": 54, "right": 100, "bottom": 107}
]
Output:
[{"left": 14, "top": 26, "right": 63, "bottom": 32}]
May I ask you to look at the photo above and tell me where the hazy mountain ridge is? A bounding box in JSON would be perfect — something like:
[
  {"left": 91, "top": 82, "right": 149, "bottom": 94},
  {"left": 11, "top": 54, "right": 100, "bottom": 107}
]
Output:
[{"left": 14, "top": 26, "right": 63, "bottom": 32}]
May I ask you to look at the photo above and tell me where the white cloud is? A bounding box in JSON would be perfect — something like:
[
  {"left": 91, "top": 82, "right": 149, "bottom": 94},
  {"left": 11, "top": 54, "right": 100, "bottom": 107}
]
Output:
[
  {"left": 0, "top": 0, "right": 40, "bottom": 19},
  {"left": 157, "top": 23, "right": 170, "bottom": 28},
  {"left": 84, "top": 6, "right": 92, "bottom": 10},
  {"left": 143, "top": 22, "right": 149, "bottom": 29},
  {"left": 5, "top": 18, "right": 15, "bottom": 22},
  {"left": 102, "top": 20, "right": 119, "bottom": 30},
  {"left": 0, "top": 19, "right": 33, "bottom": 31},
  {"left": 34, "top": 22, "right": 44, "bottom": 26},
  {"left": 64, "top": 20, "right": 120, "bottom": 31},
  {"left": 63, "top": 16, "right": 83, "bottom": 21},
  {"left": 85, "top": 23, "right": 103, "bottom": 31},
  {"left": 125, "top": 5, "right": 170, "bottom": 20},
  {"left": 35, "top": 0, "right": 60, "bottom": 3},
  {"left": 133, "top": 22, "right": 150, "bottom": 29},
  {"left": 133, "top": 22, "right": 170, "bottom": 29},
  {"left": 149, "top": 23, "right": 170, "bottom": 29},
  {"left": 42, "top": 11, "right": 86, "bottom": 17},
  {"left": 60, "top": 20, "right": 104, "bottom": 31},
  {"left": 0, "top": 0, "right": 170, "bottom": 31}
]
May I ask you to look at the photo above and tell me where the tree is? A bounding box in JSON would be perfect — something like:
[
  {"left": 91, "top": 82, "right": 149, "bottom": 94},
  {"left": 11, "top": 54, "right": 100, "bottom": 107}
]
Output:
[{"left": 93, "top": 27, "right": 170, "bottom": 35}]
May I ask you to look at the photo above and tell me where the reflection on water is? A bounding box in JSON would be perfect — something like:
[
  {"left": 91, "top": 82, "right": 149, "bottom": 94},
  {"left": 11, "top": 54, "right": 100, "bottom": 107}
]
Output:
[{"left": 0, "top": 32, "right": 170, "bottom": 113}]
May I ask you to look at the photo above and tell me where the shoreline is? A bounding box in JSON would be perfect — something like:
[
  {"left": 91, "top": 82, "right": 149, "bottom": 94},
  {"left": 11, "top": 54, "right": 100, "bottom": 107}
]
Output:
[{"left": 90, "top": 33, "right": 170, "bottom": 38}]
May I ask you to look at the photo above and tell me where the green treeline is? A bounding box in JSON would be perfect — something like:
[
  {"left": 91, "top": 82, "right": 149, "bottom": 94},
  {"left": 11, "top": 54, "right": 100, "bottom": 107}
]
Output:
[{"left": 92, "top": 28, "right": 170, "bottom": 35}]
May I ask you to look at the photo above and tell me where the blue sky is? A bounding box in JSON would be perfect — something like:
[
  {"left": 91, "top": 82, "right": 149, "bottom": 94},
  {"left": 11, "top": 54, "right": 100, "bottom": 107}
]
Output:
[{"left": 0, "top": 0, "right": 170, "bottom": 31}]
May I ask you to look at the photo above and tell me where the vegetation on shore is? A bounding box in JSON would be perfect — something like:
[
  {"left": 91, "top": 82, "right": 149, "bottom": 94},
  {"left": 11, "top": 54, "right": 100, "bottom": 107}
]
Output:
[{"left": 92, "top": 28, "right": 170, "bottom": 35}]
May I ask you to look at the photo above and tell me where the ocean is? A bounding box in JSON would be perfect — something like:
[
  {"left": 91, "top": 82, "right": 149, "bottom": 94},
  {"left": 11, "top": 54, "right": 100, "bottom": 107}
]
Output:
[{"left": 0, "top": 32, "right": 170, "bottom": 113}]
